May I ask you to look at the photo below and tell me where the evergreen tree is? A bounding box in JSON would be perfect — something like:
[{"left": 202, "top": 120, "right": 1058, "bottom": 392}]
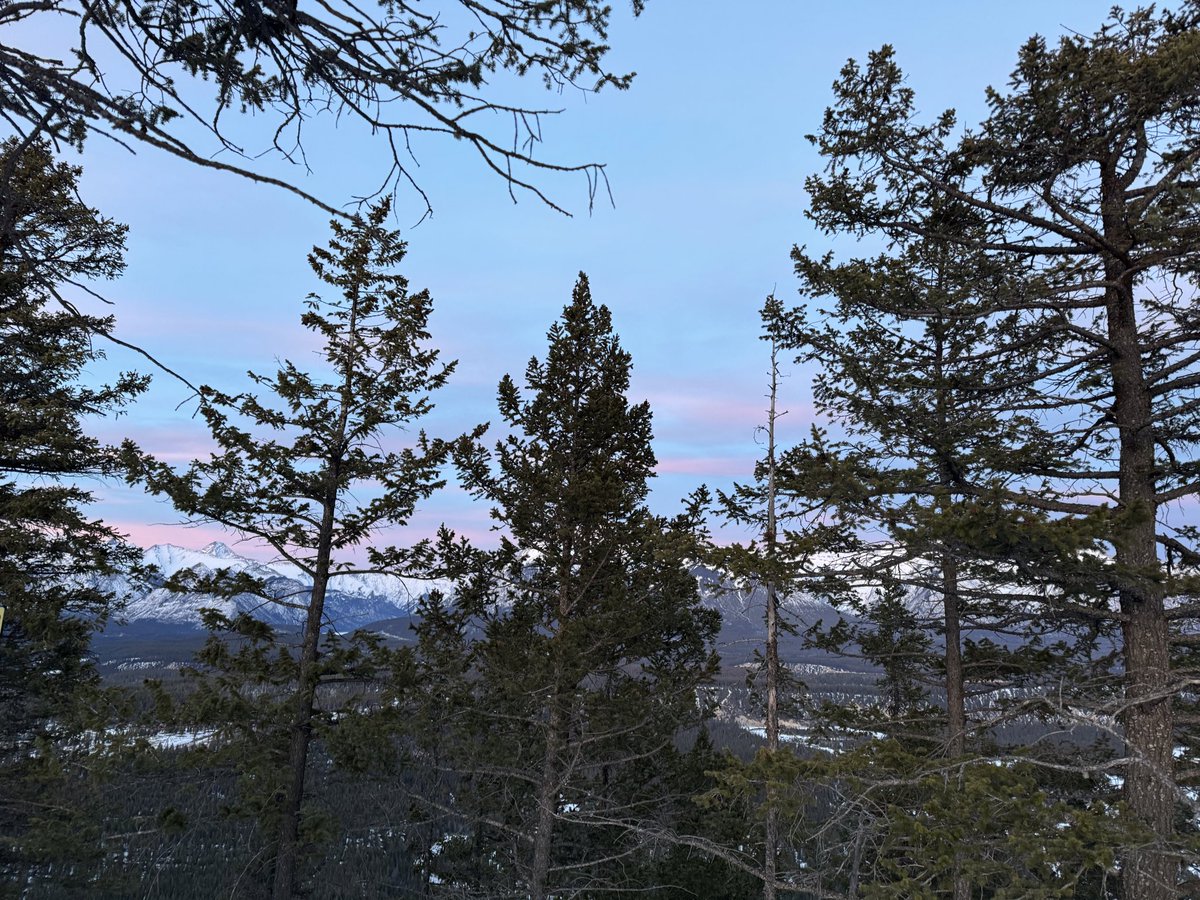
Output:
[
  {"left": 779, "top": 198, "right": 1085, "bottom": 896},
  {"left": 791, "top": 5, "right": 1200, "bottom": 896},
  {"left": 784, "top": 189, "right": 1079, "bottom": 744},
  {"left": 426, "top": 274, "right": 720, "bottom": 897},
  {"left": 644, "top": 728, "right": 762, "bottom": 899},
  {"left": 858, "top": 578, "right": 934, "bottom": 727},
  {"left": 122, "top": 200, "right": 452, "bottom": 899},
  {"left": 0, "top": 138, "right": 147, "bottom": 887}
]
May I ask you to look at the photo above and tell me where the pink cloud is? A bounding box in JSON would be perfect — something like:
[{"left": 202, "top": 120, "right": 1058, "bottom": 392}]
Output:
[
  {"left": 655, "top": 455, "right": 752, "bottom": 478},
  {"left": 636, "top": 373, "right": 821, "bottom": 446}
]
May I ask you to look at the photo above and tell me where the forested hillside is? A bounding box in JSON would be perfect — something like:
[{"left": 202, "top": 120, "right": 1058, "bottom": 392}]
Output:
[{"left": 4, "top": 2, "right": 1200, "bottom": 898}]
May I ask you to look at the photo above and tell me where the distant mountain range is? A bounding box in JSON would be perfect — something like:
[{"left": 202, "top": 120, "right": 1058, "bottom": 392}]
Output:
[
  {"left": 97, "top": 544, "right": 946, "bottom": 661},
  {"left": 104, "top": 543, "right": 848, "bottom": 630},
  {"left": 90, "top": 543, "right": 960, "bottom": 679},
  {"left": 102, "top": 542, "right": 448, "bottom": 631}
]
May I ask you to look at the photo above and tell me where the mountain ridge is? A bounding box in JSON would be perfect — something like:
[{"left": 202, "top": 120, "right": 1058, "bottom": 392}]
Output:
[{"left": 104, "top": 542, "right": 448, "bottom": 630}]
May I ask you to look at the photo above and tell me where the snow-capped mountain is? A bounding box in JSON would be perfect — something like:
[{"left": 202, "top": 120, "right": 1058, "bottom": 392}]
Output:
[
  {"left": 105, "top": 542, "right": 953, "bottom": 637},
  {"left": 692, "top": 563, "right": 826, "bottom": 625},
  {"left": 109, "top": 542, "right": 448, "bottom": 630},
  {"left": 690, "top": 557, "right": 943, "bottom": 626}
]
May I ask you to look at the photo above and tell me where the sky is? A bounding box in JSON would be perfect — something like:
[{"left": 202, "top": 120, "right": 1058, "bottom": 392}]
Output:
[{"left": 40, "top": 0, "right": 1120, "bottom": 556}]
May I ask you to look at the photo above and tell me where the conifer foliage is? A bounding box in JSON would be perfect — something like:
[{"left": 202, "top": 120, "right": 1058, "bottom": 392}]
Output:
[
  {"left": 123, "top": 200, "right": 453, "bottom": 899},
  {"left": 425, "top": 274, "right": 720, "bottom": 897},
  {"left": 0, "top": 138, "right": 147, "bottom": 887},
  {"left": 785, "top": 4, "right": 1200, "bottom": 897},
  {"left": 780, "top": 203, "right": 1078, "bottom": 897}
]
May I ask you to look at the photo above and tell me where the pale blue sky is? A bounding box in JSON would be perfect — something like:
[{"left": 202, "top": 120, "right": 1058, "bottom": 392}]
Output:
[{"left": 55, "top": 0, "right": 1116, "bottom": 553}]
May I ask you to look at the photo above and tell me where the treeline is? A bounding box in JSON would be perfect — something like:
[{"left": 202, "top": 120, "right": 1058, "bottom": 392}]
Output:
[{"left": 4, "top": 2, "right": 1200, "bottom": 899}]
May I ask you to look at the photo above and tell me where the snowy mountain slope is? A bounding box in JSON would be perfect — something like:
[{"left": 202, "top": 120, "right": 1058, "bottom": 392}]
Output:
[
  {"left": 105, "top": 542, "right": 998, "bottom": 639},
  {"left": 108, "top": 542, "right": 449, "bottom": 630},
  {"left": 692, "top": 563, "right": 835, "bottom": 626},
  {"left": 693, "top": 540, "right": 1086, "bottom": 624}
]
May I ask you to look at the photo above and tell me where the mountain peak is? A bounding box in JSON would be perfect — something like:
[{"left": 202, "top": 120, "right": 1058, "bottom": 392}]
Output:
[{"left": 114, "top": 543, "right": 437, "bottom": 629}]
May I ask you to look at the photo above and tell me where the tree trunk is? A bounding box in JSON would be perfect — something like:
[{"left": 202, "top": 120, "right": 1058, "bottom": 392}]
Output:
[
  {"left": 531, "top": 555, "right": 572, "bottom": 900},
  {"left": 272, "top": 502, "right": 336, "bottom": 900},
  {"left": 1092, "top": 163, "right": 1177, "bottom": 896},
  {"left": 764, "top": 575, "right": 779, "bottom": 900},
  {"left": 1120, "top": 592, "right": 1173, "bottom": 900},
  {"left": 529, "top": 701, "right": 562, "bottom": 900},
  {"left": 1106, "top": 252, "right": 1176, "bottom": 900},
  {"left": 942, "top": 553, "right": 970, "bottom": 900},
  {"left": 942, "top": 555, "right": 966, "bottom": 758},
  {"left": 932, "top": 310, "right": 969, "bottom": 900}
]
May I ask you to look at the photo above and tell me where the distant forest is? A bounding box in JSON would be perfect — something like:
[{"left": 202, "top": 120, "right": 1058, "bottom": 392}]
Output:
[{"left": 4, "top": 2, "right": 1200, "bottom": 899}]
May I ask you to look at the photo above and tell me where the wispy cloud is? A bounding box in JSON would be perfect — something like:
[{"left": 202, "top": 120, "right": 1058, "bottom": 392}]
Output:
[
  {"left": 655, "top": 455, "right": 751, "bottom": 478},
  {"left": 638, "top": 372, "right": 819, "bottom": 448}
]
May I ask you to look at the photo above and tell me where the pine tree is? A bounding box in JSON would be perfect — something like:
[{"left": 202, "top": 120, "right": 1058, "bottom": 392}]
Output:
[
  {"left": 428, "top": 273, "right": 720, "bottom": 897},
  {"left": 122, "top": 200, "right": 453, "bottom": 899},
  {"left": 0, "top": 138, "right": 147, "bottom": 886},
  {"left": 777, "top": 196, "right": 1123, "bottom": 900},
  {"left": 779, "top": 197, "right": 1085, "bottom": 896},
  {"left": 786, "top": 190, "right": 1075, "bottom": 743},
  {"left": 792, "top": 6, "right": 1200, "bottom": 895}
]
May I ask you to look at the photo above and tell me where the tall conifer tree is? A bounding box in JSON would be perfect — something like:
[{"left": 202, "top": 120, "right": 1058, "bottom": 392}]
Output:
[
  {"left": 792, "top": 5, "right": 1200, "bottom": 895},
  {"left": 712, "top": 298, "right": 815, "bottom": 897},
  {"left": 783, "top": 199, "right": 1074, "bottom": 792},
  {"left": 427, "top": 274, "right": 719, "bottom": 897},
  {"left": 123, "top": 201, "right": 452, "bottom": 899},
  {"left": 0, "top": 138, "right": 147, "bottom": 887}
]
